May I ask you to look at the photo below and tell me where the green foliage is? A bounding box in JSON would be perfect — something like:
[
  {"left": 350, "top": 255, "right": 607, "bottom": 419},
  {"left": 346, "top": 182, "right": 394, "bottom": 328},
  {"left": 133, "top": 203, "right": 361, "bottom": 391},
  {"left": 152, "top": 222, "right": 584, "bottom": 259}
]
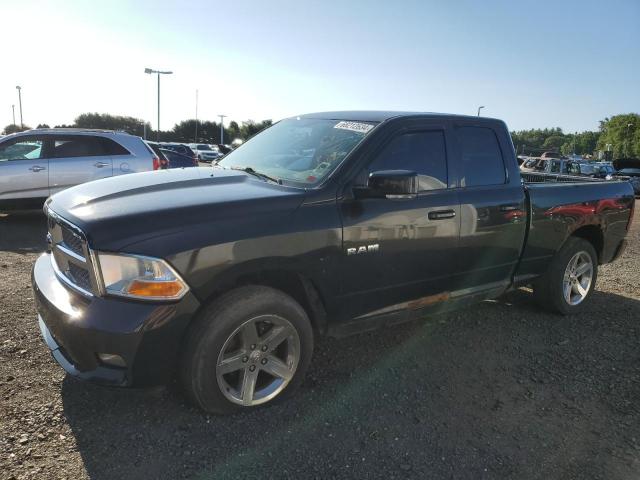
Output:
[
  {"left": 596, "top": 113, "right": 639, "bottom": 159},
  {"left": 74, "top": 113, "right": 151, "bottom": 137},
  {"left": 165, "top": 119, "right": 272, "bottom": 143},
  {"left": 543, "top": 135, "right": 565, "bottom": 149},
  {"left": 511, "top": 127, "right": 602, "bottom": 157},
  {"left": 2, "top": 124, "right": 31, "bottom": 135}
]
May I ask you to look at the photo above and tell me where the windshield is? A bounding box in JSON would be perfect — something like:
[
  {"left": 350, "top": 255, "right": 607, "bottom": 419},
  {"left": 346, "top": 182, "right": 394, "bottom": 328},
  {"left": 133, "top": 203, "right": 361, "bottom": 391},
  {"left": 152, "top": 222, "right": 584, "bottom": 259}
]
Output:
[
  {"left": 196, "top": 144, "right": 212, "bottom": 150},
  {"left": 217, "top": 118, "right": 377, "bottom": 186},
  {"left": 579, "top": 164, "right": 596, "bottom": 174}
]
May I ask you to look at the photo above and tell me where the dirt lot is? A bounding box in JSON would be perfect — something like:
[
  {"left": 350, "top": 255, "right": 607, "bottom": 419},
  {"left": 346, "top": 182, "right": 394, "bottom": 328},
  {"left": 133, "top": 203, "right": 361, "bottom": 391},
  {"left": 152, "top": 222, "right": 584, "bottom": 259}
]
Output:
[{"left": 1, "top": 211, "right": 639, "bottom": 480}]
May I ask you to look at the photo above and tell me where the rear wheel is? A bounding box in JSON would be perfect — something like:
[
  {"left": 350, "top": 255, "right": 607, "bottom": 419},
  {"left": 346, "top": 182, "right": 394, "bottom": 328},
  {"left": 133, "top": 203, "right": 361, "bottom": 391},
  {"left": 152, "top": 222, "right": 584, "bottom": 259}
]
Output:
[
  {"left": 533, "top": 237, "right": 598, "bottom": 315},
  {"left": 181, "top": 286, "right": 313, "bottom": 414}
]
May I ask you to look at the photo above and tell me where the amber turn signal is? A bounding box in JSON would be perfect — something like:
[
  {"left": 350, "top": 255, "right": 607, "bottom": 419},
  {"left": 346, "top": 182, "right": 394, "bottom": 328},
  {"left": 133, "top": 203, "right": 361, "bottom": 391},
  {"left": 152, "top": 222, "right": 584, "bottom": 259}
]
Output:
[{"left": 126, "top": 280, "right": 185, "bottom": 298}]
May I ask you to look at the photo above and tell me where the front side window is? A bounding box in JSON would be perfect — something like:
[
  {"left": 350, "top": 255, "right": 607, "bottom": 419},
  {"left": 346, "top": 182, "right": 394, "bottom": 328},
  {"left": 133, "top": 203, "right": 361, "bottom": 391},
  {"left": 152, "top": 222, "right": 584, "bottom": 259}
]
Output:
[
  {"left": 550, "top": 160, "right": 561, "bottom": 173},
  {"left": 0, "top": 138, "right": 44, "bottom": 161},
  {"left": 52, "top": 136, "right": 107, "bottom": 158},
  {"left": 457, "top": 126, "right": 506, "bottom": 187},
  {"left": 364, "top": 130, "right": 448, "bottom": 191},
  {"left": 218, "top": 118, "right": 377, "bottom": 186}
]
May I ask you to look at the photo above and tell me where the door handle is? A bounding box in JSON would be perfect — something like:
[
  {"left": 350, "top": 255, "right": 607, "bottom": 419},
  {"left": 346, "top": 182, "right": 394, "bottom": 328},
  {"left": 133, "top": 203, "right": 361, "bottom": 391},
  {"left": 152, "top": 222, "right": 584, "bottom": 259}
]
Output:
[
  {"left": 499, "top": 204, "right": 520, "bottom": 212},
  {"left": 428, "top": 209, "right": 456, "bottom": 220},
  {"left": 29, "top": 165, "right": 46, "bottom": 172},
  {"left": 94, "top": 162, "right": 110, "bottom": 168}
]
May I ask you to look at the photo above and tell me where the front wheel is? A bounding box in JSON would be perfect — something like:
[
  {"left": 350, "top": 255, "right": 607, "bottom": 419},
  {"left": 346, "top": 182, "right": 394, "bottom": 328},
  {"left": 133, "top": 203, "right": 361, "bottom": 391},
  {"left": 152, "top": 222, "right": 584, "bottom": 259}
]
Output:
[
  {"left": 181, "top": 286, "right": 314, "bottom": 414},
  {"left": 533, "top": 237, "right": 598, "bottom": 315}
]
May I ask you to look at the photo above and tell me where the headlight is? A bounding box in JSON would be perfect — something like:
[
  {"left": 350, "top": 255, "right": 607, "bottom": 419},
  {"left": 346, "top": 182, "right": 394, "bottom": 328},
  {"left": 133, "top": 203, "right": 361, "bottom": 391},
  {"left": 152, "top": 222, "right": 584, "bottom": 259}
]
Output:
[{"left": 97, "top": 253, "right": 188, "bottom": 300}]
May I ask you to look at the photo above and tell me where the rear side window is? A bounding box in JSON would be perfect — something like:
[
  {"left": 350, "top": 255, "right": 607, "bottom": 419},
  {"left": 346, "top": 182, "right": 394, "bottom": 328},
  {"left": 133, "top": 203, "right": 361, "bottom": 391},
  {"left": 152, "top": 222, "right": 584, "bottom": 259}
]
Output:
[
  {"left": 457, "top": 127, "right": 506, "bottom": 187},
  {"left": 101, "top": 137, "right": 129, "bottom": 155},
  {"left": 52, "top": 136, "right": 107, "bottom": 158},
  {"left": 366, "top": 130, "right": 448, "bottom": 191}
]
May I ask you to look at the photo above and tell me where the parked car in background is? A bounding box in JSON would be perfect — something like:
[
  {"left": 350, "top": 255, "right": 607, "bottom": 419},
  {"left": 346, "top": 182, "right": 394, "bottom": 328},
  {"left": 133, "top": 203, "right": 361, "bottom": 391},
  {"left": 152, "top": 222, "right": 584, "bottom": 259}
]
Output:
[
  {"left": 531, "top": 158, "right": 570, "bottom": 174},
  {"left": 567, "top": 162, "right": 614, "bottom": 179},
  {"left": 145, "top": 142, "right": 170, "bottom": 169},
  {"left": 0, "top": 129, "right": 158, "bottom": 210},
  {"left": 189, "top": 143, "right": 220, "bottom": 162},
  {"left": 519, "top": 157, "right": 539, "bottom": 172},
  {"left": 147, "top": 142, "right": 198, "bottom": 169},
  {"left": 614, "top": 168, "right": 640, "bottom": 196},
  {"left": 160, "top": 148, "right": 198, "bottom": 168},
  {"left": 159, "top": 143, "right": 198, "bottom": 161}
]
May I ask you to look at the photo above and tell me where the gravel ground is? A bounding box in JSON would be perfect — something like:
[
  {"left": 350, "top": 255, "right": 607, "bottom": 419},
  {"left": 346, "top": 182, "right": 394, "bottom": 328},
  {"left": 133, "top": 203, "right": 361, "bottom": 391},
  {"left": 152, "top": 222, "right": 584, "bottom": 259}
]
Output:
[{"left": 1, "top": 210, "right": 639, "bottom": 480}]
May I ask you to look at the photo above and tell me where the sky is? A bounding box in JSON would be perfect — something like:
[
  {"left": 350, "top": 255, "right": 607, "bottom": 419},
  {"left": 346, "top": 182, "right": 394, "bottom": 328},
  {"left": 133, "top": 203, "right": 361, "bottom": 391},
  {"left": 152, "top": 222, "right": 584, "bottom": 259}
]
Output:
[{"left": 0, "top": 0, "right": 638, "bottom": 133}]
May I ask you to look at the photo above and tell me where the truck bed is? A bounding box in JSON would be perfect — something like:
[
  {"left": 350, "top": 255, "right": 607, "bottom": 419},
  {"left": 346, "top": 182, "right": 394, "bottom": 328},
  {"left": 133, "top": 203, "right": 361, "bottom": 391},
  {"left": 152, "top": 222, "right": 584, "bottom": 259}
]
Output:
[{"left": 514, "top": 173, "right": 634, "bottom": 284}]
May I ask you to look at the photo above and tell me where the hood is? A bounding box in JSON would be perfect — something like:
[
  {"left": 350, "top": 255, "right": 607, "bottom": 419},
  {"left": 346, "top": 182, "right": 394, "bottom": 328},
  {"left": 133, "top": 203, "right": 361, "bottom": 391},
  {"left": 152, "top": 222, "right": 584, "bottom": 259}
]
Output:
[{"left": 46, "top": 167, "right": 306, "bottom": 251}]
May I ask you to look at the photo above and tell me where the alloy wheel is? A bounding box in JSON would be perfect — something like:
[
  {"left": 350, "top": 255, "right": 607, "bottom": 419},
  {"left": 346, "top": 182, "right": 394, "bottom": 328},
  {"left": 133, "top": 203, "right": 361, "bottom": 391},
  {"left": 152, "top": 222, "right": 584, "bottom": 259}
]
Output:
[
  {"left": 216, "top": 314, "right": 300, "bottom": 406},
  {"left": 562, "top": 251, "right": 594, "bottom": 306}
]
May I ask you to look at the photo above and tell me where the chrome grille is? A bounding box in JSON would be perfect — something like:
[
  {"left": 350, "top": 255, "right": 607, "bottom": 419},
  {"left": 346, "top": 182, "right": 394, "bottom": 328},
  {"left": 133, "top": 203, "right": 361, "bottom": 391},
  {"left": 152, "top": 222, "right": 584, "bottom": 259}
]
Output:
[
  {"left": 68, "top": 263, "right": 92, "bottom": 291},
  {"left": 61, "top": 227, "right": 84, "bottom": 256},
  {"left": 47, "top": 209, "right": 98, "bottom": 296}
]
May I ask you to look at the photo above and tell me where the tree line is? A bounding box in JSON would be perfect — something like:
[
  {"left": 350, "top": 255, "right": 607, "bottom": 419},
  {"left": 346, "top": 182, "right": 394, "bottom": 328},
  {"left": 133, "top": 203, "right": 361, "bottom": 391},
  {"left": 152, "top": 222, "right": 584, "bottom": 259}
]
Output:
[
  {"left": 2, "top": 113, "right": 273, "bottom": 144},
  {"left": 511, "top": 113, "right": 639, "bottom": 159},
  {"left": 3, "top": 112, "right": 639, "bottom": 159}
]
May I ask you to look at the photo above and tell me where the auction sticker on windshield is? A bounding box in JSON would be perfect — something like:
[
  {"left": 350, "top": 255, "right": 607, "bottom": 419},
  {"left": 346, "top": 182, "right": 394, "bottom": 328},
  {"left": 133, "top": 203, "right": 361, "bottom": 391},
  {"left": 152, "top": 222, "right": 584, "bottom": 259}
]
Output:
[{"left": 334, "top": 121, "right": 375, "bottom": 134}]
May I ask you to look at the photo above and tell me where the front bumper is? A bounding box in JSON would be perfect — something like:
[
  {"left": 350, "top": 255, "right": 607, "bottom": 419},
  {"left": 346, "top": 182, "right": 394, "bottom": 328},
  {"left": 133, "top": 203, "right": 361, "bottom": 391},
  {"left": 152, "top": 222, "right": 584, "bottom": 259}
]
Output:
[{"left": 32, "top": 253, "right": 200, "bottom": 387}]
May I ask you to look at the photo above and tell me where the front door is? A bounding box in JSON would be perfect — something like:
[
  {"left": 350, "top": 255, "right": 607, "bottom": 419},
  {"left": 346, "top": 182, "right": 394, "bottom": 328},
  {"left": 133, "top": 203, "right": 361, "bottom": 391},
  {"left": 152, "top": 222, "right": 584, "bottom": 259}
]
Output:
[
  {"left": 0, "top": 136, "right": 49, "bottom": 209},
  {"left": 48, "top": 135, "right": 113, "bottom": 195},
  {"left": 338, "top": 124, "right": 460, "bottom": 320}
]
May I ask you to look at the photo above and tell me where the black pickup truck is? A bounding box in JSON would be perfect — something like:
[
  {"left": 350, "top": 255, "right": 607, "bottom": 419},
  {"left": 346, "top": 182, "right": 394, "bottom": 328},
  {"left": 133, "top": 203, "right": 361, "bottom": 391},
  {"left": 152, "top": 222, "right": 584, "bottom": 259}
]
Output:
[{"left": 32, "top": 112, "right": 635, "bottom": 414}]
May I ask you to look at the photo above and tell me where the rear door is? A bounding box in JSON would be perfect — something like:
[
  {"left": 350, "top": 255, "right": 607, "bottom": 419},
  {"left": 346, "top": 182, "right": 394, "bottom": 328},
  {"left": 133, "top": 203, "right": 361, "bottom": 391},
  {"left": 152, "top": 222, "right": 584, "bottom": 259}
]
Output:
[
  {"left": 49, "top": 135, "right": 113, "bottom": 195},
  {"left": 453, "top": 122, "right": 527, "bottom": 291},
  {"left": 338, "top": 120, "right": 460, "bottom": 320},
  {"left": 0, "top": 135, "right": 49, "bottom": 209}
]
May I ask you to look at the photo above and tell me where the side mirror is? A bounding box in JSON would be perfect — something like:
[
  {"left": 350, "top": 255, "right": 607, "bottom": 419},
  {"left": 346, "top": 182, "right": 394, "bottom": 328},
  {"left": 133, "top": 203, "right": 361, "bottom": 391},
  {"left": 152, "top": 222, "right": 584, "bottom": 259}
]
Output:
[{"left": 354, "top": 170, "right": 418, "bottom": 199}]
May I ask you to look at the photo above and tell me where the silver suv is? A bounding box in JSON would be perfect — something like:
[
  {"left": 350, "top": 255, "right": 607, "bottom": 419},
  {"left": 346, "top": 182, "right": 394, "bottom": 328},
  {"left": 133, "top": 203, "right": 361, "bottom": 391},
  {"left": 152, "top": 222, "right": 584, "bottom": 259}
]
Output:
[{"left": 0, "top": 129, "right": 158, "bottom": 210}]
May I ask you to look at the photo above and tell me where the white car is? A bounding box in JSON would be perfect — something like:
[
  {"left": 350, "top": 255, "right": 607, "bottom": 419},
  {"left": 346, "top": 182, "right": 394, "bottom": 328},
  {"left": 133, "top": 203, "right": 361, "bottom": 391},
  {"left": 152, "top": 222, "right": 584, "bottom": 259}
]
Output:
[{"left": 189, "top": 143, "right": 221, "bottom": 163}]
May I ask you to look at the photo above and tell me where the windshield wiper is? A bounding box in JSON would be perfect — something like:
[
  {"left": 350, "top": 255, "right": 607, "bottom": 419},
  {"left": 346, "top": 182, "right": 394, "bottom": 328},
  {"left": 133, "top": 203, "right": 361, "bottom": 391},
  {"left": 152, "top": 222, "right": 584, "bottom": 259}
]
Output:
[{"left": 230, "top": 166, "right": 282, "bottom": 184}]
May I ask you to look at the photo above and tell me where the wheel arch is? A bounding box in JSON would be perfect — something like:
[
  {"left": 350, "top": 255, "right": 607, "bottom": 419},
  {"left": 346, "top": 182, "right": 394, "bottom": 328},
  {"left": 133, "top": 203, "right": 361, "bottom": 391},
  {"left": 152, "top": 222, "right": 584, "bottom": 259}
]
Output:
[
  {"left": 197, "top": 267, "right": 329, "bottom": 336},
  {"left": 570, "top": 224, "right": 604, "bottom": 263}
]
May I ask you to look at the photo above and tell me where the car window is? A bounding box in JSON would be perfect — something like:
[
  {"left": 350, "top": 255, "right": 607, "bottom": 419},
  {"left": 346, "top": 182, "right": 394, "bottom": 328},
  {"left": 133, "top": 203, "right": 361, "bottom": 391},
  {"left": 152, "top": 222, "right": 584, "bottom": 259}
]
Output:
[
  {"left": 102, "top": 137, "right": 129, "bottom": 155},
  {"left": 365, "top": 130, "right": 448, "bottom": 191},
  {"left": 52, "top": 136, "right": 107, "bottom": 158},
  {"left": 0, "top": 138, "right": 44, "bottom": 161},
  {"left": 457, "top": 126, "right": 506, "bottom": 186},
  {"left": 550, "top": 160, "right": 561, "bottom": 173}
]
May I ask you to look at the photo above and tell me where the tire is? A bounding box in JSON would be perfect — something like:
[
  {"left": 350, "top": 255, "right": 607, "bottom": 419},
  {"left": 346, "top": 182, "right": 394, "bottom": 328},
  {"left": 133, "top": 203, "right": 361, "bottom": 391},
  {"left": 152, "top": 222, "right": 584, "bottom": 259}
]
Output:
[
  {"left": 533, "top": 236, "right": 598, "bottom": 315},
  {"left": 180, "top": 285, "right": 314, "bottom": 414}
]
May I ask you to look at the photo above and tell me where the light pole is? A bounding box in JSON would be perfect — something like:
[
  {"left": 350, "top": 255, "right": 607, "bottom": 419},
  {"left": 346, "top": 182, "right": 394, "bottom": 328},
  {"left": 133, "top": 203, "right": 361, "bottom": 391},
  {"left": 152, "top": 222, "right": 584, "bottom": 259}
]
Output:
[
  {"left": 218, "top": 114, "right": 227, "bottom": 144},
  {"left": 625, "top": 123, "right": 633, "bottom": 158},
  {"left": 144, "top": 68, "right": 173, "bottom": 141},
  {"left": 477, "top": 105, "right": 485, "bottom": 117},
  {"left": 194, "top": 89, "right": 199, "bottom": 143},
  {"left": 11, "top": 105, "right": 15, "bottom": 126},
  {"left": 15, "top": 86, "right": 23, "bottom": 128}
]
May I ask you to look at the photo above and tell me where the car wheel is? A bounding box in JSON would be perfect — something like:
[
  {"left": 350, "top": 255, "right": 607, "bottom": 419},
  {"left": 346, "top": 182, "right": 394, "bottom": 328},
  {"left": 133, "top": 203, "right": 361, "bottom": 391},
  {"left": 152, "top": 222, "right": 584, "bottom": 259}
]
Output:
[
  {"left": 181, "top": 285, "right": 314, "bottom": 414},
  {"left": 533, "top": 236, "right": 598, "bottom": 315}
]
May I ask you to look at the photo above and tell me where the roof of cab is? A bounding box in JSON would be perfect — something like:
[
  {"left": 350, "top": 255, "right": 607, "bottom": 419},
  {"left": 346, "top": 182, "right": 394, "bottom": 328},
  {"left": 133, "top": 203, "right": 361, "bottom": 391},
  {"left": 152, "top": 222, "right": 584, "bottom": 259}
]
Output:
[{"left": 296, "top": 110, "right": 500, "bottom": 123}]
